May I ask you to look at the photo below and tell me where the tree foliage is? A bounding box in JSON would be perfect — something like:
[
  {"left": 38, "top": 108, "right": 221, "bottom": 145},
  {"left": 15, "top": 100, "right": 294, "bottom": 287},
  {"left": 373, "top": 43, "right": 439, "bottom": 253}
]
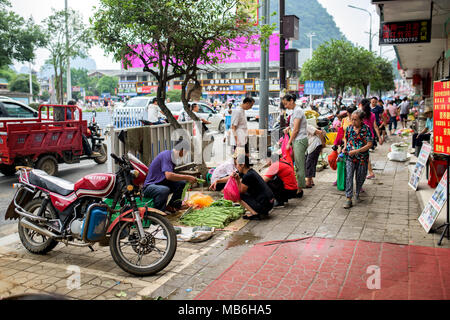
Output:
[
  {"left": 96, "top": 75, "right": 118, "bottom": 95},
  {"left": 91, "top": 0, "right": 257, "bottom": 129},
  {"left": 0, "top": 0, "right": 47, "bottom": 68},
  {"left": 370, "top": 56, "right": 395, "bottom": 94},
  {"left": 8, "top": 73, "right": 40, "bottom": 98},
  {"left": 300, "top": 39, "right": 395, "bottom": 99},
  {"left": 43, "top": 8, "right": 93, "bottom": 104}
]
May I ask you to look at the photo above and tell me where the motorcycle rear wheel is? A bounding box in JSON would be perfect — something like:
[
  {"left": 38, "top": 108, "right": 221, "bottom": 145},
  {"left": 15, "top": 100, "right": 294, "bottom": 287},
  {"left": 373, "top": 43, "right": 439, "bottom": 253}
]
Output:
[
  {"left": 94, "top": 143, "right": 108, "bottom": 164},
  {"left": 109, "top": 211, "right": 177, "bottom": 276},
  {"left": 18, "top": 199, "right": 59, "bottom": 254}
]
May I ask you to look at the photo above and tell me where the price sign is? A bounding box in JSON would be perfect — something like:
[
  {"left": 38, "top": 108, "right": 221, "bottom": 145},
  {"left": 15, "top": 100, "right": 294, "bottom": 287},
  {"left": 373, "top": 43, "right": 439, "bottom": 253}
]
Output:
[{"left": 433, "top": 81, "right": 450, "bottom": 155}]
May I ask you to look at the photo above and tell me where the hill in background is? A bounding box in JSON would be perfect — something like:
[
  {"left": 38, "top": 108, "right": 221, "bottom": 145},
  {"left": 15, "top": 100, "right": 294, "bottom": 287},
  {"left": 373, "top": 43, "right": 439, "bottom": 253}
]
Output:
[{"left": 269, "top": 0, "right": 348, "bottom": 49}]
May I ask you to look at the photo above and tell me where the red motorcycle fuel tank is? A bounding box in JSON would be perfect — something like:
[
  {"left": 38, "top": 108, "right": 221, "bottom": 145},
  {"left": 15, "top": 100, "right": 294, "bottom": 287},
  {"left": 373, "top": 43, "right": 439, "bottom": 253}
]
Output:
[
  {"left": 127, "top": 153, "right": 148, "bottom": 186},
  {"left": 74, "top": 173, "right": 116, "bottom": 198}
]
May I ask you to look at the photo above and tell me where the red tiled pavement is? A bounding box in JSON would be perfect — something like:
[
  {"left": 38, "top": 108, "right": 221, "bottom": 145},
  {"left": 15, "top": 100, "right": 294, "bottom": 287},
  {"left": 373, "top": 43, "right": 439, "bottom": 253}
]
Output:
[{"left": 195, "top": 237, "right": 450, "bottom": 300}]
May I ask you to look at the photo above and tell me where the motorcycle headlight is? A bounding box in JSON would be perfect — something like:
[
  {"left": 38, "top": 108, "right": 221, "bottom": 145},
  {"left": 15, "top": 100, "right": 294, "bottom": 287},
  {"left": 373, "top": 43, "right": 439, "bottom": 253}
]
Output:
[{"left": 130, "top": 170, "right": 139, "bottom": 178}]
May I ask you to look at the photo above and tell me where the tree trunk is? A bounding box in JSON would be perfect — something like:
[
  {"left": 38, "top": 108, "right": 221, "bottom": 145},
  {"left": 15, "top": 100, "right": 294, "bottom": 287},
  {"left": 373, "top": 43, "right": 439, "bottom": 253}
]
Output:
[{"left": 156, "top": 81, "right": 181, "bottom": 129}]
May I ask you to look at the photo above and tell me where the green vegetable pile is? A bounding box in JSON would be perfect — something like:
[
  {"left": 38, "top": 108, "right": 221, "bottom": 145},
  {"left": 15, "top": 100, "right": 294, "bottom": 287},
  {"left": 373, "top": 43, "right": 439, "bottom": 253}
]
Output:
[{"left": 180, "top": 198, "right": 244, "bottom": 228}]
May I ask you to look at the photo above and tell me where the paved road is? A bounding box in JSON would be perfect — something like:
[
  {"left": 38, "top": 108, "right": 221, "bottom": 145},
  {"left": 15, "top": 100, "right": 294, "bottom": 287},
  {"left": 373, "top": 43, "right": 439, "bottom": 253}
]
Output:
[{"left": 0, "top": 161, "right": 107, "bottom": 229}]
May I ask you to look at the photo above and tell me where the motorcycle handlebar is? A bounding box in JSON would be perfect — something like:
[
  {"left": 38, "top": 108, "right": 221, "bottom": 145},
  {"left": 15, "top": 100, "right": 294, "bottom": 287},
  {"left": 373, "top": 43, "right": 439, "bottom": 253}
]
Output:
[{"left": 110, "top": 153, "right": 123, "bottom": 164}]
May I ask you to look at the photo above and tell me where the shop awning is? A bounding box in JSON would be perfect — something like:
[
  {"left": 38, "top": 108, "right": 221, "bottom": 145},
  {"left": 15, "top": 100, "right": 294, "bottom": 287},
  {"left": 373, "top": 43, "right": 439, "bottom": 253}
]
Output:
[{"left": 373, "top": 0, "right": 450, "bottom": 78}]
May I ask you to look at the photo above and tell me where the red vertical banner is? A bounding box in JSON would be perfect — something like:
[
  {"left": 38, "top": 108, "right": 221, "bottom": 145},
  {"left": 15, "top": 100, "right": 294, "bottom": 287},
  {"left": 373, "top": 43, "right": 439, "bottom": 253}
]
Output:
[{"left": 433, "top": 81, "right": 450, "bottom": 155}]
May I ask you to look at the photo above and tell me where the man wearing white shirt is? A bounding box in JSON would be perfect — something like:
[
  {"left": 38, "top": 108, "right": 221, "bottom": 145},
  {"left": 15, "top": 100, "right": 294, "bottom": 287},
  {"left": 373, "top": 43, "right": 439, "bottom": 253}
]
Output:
[
  {"left": 231, "top": 97, "right": 254, "bottom": 156},
  {"left": 148, "top": 98, "right": 163, "bottom": 125}
]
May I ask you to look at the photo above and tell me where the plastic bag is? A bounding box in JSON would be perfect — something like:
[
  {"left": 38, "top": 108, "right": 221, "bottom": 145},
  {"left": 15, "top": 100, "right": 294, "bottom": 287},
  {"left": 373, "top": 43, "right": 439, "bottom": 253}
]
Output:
[
  {"left": 337, "top": 154, "right": 346, "bottom": 191},
  {"left": 223, "top": 177, "right": 241, "bottom": 202},
  {"left": 334, "top": 126, "right": 344, "bottom": 146},
  {"left": 176, "top": 226, "right": 215, "bottom": 242},
  {"left": 388, "top": 151, "right": 408, "bottom": 162},
  {"left": 187, "top": 193, "right": 214, "bottom": 208},
  {"left": 328, "top": 150, "right": 338, "bottom": 170},
  {"left": 281, "top": 134, "right": 293, "bottom": 160}
]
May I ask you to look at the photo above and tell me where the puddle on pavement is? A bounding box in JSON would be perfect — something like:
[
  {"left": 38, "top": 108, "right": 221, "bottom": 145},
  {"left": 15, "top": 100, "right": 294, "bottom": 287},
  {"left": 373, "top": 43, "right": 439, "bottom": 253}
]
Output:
[{"left": 225, "top": 232, "right": 262, "bottom": 250}]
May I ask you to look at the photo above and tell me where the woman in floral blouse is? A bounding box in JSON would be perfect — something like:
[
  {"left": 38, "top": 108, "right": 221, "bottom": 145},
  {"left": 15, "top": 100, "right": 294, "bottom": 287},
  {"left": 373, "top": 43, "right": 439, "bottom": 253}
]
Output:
[{"left": 343, "top": 109, "right": 373, "bottom": 209}]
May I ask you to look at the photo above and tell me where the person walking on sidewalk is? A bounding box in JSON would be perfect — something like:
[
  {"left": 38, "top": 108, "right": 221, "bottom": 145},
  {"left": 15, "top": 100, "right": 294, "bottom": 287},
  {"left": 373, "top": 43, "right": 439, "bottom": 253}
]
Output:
[
  {"left": 231, "top": 97, "right": 254, "bottom": 156},
  {"left": 343, "top": 109, "right": 373, "bottom": 209},
  {"left": 398, "top": 97, "right": 410, "bottom": 129},
  {"left": 387, "top": 100, "right": 398, "bottom": 135},
  {"left": 282, "top": 94, "right": 307, "bottom": 198},
  {"left": 305, "top": 124, "right": 326, "bottom": 188},
  {"left": 361, "top": 98, "right": 383, "bottom": 180}
]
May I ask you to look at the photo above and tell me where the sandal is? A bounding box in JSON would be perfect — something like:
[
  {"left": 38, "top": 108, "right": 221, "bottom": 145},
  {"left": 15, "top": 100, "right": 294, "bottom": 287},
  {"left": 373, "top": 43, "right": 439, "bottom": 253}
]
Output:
[{"left": 366, "top": 174, "right": 375, "bottom": 179}]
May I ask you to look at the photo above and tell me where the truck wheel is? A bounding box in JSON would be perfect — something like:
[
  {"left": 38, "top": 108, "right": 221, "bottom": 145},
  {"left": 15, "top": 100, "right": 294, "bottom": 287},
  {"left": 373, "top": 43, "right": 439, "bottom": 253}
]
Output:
[
  {"left": 0, "top": 164, "right": 17, "bottom": 176},
  {"left": 36, "top": 155, "right": 58, "bottom": 176},
  {"left": 94, "top": 143, "right": 108, "bottom": 164}
]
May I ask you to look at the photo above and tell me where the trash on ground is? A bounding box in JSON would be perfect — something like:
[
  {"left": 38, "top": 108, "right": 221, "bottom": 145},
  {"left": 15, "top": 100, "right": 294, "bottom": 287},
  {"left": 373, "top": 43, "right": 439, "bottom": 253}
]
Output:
[
  {"left": 176, "top": 225, "right": 215, "bottom": 242},
  {"left": 186, "top": 192, "right": 214, "bottom": 208}
]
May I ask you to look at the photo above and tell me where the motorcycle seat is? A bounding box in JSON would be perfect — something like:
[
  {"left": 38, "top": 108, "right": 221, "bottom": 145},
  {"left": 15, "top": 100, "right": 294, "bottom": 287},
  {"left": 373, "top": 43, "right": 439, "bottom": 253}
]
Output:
[{"left": 29, "top": 170, "right": 75, "bottom": 196}]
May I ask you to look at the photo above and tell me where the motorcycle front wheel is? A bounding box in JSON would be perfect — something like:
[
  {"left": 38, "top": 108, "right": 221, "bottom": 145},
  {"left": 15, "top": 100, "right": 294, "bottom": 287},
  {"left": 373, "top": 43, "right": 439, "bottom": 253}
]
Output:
[{"left": 109, "top": 211, "right": 177, "bottom": 276}]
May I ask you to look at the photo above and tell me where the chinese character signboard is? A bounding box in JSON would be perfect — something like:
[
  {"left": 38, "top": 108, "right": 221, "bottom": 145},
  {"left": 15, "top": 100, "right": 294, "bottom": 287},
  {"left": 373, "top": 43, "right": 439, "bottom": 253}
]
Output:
[
  {"left": 304, "top": 81, "right": 324, "bottom": 95},
  {"left": 433, "top": 81, "right": 450, "bottom": 155},
  {"left": 409, "top": 142, "right": 432, "bottom": 190},
  {"left": 419, "top": 170, "right": 448, "bottom": 233},
  {"left": 379, "top": 20, "right": 431, "bottom": 45},
  {"left": 202, "top": 78, "right": 254, "bottom": 94}
]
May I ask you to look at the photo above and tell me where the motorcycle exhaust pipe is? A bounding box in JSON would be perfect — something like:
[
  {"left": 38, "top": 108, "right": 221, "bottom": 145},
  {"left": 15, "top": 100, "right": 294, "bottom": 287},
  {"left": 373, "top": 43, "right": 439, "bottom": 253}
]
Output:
[{"left": 19, "top": 219, "right": 58, "bottom": 239}]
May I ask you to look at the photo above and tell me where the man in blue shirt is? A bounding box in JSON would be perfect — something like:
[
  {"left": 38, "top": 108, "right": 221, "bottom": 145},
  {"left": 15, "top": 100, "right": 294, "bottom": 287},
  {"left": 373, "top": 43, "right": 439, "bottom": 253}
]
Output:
[{"left": 142, "top": 140, "right": 197, "bottom": 213}]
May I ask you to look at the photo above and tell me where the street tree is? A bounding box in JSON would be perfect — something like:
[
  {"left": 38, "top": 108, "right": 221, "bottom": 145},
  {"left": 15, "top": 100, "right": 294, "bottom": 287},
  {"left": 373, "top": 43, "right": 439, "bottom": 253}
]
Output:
[
  {"left": 96, "top": 75, "right": 118, "bottom": 96},
  {"left": 0, "top": 0, "right": 47, "bottom": 68},
  {"left": 370, "top": 56, "right": 395, "bottom": 97},
  {"left": 300, "top": 39, "right": 357, "bottom": 104},
  {"left": 91, "top": 0, "right": 257, "bottom": 129},
  {"left": 352, "top": 47, "right": 378, "bottom": 98},
  {"left": 8, "top": 73, "right": 40, "bottom": 98},
  {"left": 43, "top": 8, "right": 93, "bottom": 104}
]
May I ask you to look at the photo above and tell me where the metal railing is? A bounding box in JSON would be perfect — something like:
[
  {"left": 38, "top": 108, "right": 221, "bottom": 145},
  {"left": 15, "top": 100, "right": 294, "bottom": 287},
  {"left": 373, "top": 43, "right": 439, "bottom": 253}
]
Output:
[
  {"left": 105, "top": 121, "right": 195, "bottom": 173},
  {"left": 112, "top": 107, "right": 148, "bottom": 129}
]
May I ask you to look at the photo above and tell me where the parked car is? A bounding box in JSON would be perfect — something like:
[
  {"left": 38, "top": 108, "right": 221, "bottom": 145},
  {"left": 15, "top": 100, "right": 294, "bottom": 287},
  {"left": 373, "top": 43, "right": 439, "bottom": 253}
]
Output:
[
  {"left": 120, "top": 96, "right": 153, "bottom": 109},
  {"left": 0, "top": 98, "right": 38, "bottom": 119},
  {"left": 167, "top": 102, "right": 225, "bottom": 133},
  {"left": 245, "top": 98, "right": 278, "bottom": 121},
  {"left": 341, "top": 98, "right": 354, "bottom": 107}
]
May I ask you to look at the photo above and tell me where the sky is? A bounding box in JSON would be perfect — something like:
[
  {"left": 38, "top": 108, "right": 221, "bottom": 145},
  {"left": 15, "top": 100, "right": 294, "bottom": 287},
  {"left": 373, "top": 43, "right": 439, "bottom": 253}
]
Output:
[{"left": 10, "top": 0, "right": 396, "bottom": 73}]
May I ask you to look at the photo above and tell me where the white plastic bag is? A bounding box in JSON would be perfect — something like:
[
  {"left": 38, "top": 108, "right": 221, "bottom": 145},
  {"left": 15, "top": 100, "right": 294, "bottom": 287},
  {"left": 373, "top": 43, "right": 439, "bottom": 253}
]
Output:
[
  {"left": 388, "top": 151, "right": 409, "bottom": 162},
  {"left": 176, "top": 226, "right": 215, "bottom": 242}
]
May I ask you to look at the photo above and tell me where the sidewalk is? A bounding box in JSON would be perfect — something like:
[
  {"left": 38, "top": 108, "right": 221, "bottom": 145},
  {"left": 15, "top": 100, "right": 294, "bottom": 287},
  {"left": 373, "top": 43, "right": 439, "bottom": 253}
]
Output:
[{"left": 0, "top": 134, "right": 448, "bottom": 300}]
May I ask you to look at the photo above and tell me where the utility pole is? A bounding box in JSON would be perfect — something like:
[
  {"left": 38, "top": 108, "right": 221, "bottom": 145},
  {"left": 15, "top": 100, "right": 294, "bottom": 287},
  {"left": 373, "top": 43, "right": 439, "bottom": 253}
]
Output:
[
  {"left": 259, "top": 0, "right": 269, "bottom": 131},
  {"left": 307, "top": 33, "right": 316, "bottom": 59},
  {"left": 65, "top": 0, "right": 72, "bottom": 102},
  {"left": 29, "top": 61, "right": 33, "bottom": 102},
  {"left": 279, "top": 0, "right": 286, "bottom": 94}
]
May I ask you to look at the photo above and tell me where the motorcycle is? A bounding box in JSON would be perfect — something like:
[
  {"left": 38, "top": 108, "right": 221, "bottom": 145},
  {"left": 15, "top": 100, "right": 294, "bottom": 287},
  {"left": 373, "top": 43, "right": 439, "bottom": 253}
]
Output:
[
  {"left": 5, "top": 153, "right": 177, "bottom": 276},
  {"left": 87, "top": 111, "right": 108, "bottom": 164}
]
